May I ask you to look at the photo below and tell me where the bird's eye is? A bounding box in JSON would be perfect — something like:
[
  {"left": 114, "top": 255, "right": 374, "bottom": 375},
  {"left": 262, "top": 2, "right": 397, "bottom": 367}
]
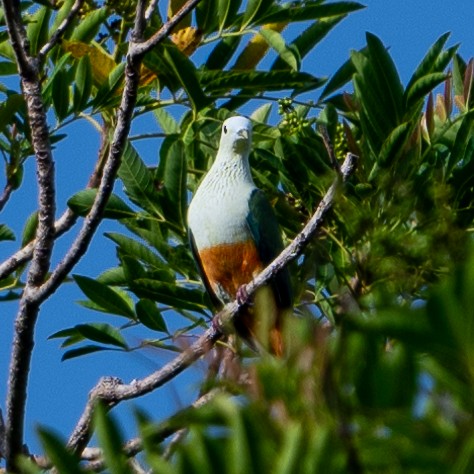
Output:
[{"left": 223, "top": 125, "right": 228, "bottom": 134}]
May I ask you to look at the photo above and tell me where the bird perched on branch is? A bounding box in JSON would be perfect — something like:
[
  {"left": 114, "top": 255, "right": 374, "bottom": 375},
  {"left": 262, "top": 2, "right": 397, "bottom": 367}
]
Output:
[{"left": 187, "top": 116, "right": 292, "bottom": 356}]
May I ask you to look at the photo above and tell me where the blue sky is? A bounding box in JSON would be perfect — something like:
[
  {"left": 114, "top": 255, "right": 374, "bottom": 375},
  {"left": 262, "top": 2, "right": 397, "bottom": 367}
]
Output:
[{"left": 1, "top": 0, "right": 474, "bottom": 460}]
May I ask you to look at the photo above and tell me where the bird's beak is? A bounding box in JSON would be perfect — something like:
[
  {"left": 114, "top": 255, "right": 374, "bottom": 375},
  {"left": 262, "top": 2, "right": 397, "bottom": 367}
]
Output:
[{"left": 238, "top": 128, "right": 249, "bottom": 141}]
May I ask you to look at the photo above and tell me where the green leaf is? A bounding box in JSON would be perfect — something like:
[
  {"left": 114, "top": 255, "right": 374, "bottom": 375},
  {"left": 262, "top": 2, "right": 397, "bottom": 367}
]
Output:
[
  {"left": 257, "top": 1, "right": 364, "bottom": 25},
  {"left": 161, "top": 45, "right": 209, "bottom": 111},
  {"left": 157, "top": 136, "right": 187, "bottom": 232},
  {"left": 196, "top": 0, "right": 218, "bottom": 33},
  {"left": 217, "top": 0, "right": 241, "bottom": 32},
  {"left": 365, "top": 32, "right": 404, "bottom": 124},
  {"left": 205, "top": 35, "right": 241, "bottom": 70},
  {"left": 52, "top": 68, "right": 70, "bottom": 121},
  {"left": 251, "top": 103, "right": 272, "bottom": 123},
  {"left": 74, "top": 274, "right": 136, "bottom": 319},
  {"left": 27, "top": 6, "right": 51, "bottom": 56},
  {"left": 273, "top": 16, "right": 344, "bottom": 71},
  {"left": 0, "top": 93, "right": 25, "bottom": 131},
  {"left": 131, "top": 278, "right": 207, "bottom": 313},
  {"left": 406, "top": 32, "right": 450, "bottom": 92},
  {"left": 453, "top": 54, "right": 466, "bottom": 96},
  {"left": 405, "top": 72, "right": 447, "bottom": 111},
  {"left": 0, "top": 61, "right": 17, "bottom": 75},
  {"left": 377, "top": 121, "right": 413, "bottom": 168},
  {"left": 21, "top": 211, "right": 38, "bottom": 246},
  {"left": 136, "top": 299, "right": 168, "bottom": 333},
  {"left": 62, "top": 344, "right": 109, "bottom": 361},
  {"left": 67, "top": 188, "right": 135, "bottom": 219},
  {"left": 259, "top": 29, "right": 300, "bottom": 71},
  {"left": 92, "top": 62, "right": 125, "bottom": 111},
  {"left": 70, "top": 8, "right": 108, "bottom": 42},
  {"left": 448, "top": 111, "right": 474, "bottom": 173},
  {"left": 94, "top": 403, "right": 130, "bottom": 474},
  {"left": 240, "top": 0, "right": 273, "bottom": 30},
  {"left": 0, "top": 223, "right": 15, "bottom": 241},
  {"left": 118, "top": 141, "right": 163, "bottom": 217},
  {"left": 75, "top": 322, "right": 129, "bottom": 349},
  {"left": 105, "top": 232, "right": 173, "bottom": 280},
  {"left": 50, "top": 0, "right": 75, "bottom": 32},
  {"left": 37, "top": 428, "right": 82, "bottom": 474},
  {"left": 73, "top": 55, "right": 92, "bottom": 112},
  {"left": 154, "top": 107, "right": 179, "bottom": 134},
  {"left": 200, "top": 70, "right": 325, "bottom": 93}
]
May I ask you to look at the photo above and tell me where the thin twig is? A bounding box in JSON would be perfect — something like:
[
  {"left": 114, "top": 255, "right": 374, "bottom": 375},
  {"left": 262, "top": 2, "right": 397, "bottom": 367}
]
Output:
[
  {"left": 67, "top": 152, "right": 358, "bottom": 456},
  {"left": 133, "top": 0, "right": 202, "bottom": 56},
  {"left": 38, "top": 0, "right": 86, "bottom": 60},
  {"left": 0, "top": 183, "right": 13, "bottom": 212}
]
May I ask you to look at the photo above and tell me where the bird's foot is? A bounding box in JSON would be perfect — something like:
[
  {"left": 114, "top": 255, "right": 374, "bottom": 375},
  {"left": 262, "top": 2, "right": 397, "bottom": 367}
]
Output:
[{"left": 236, "top": 285, "right": 253, "bottom": 307}]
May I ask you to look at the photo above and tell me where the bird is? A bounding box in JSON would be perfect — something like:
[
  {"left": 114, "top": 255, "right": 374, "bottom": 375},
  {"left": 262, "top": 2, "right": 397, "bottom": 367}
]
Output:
[{"left": 187, "top": 116, "right": 292, "bottom": 356}]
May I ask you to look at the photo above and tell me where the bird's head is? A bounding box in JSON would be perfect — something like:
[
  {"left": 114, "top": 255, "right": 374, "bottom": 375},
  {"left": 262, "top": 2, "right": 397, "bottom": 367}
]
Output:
[{"left": 219, "top": 116, "right": 253, "bottom": 157}]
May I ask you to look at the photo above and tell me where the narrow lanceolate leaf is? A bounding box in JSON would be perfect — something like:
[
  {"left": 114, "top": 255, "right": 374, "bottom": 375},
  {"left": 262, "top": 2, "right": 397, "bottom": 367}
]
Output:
[
  {"left": 240, "top": 0, "right": 273, "bottom": 30},
  {"left": 118, "top": 141, "right": 163, "bottom": 218},
  {"left": 136, "top": 299, "right": 168, "bottom": 333},
  {"left": 73, "top": 55, "right": 92, "bottom": 112},
  {"left": 196, "top": 0, "right": 218, "bottom": 33},
  {"left": 161, "top": 45, "right": 209, "bottom": 111},
  {"left": 259, "top": 28, "right": 300, "bottom": 71},
  {"left": 73, "top": 275, "right": 136, "bottom": 319},
  {"left": 206, "top": 36, "right": 242, "bottom": 70},
  {"left": 131, "top": 278, "right": 208, "bottom": 313},
  {"left": 448, "top": 111, "right": 474, "bottom": 173},
  {"left": 70, "top": 8, "right": 108, "bottom": 43},
  {"left": 62, "top": 345, "right": 110, "bottom": 361},
  {"left": 67, "top": 189, "right": 135, "bottom": 219},
  {"left": 157, "top": 137, "right": 187, "bottom": 232},
  {"left": 94, "top": 404, "right": 129, "bottom": 474},
  {"left": 0, "top": 61, "right": 17, "bottom": 75},
  {"left": 0, "top": 93, "right": 24, "bottom": 131},
  {"left": 365, "top": 32, "right": 404, "bottom": 124},
  {"left": 75, "top": 323, "right": 129, "bottom": 349},
  {"left": 154, "top": 107, "right": 179, "bottom": 134},
  {"left": 272, "top": 16, "right": 344, "bottom": 71},
  {"left": 378, "top": 122, "right": 413, "bottom": 168},
  {"left": 52, "top": 68, "right": 70, "bottom": 121},
  {"left": 37, "top": 428, "right": 83, "bottom": 474},
  {"left": 217, "top": 0, "right": 241, "bottom": 33},
  {"left": 0, "top": 224, "right": 15, "bottom": 241},
  {"left": 320, "top": 54, "right": 356, "bottom": 99},
  {"left": 200, "top": 70, "right": 325, "bottom": 93},
  {"left": 26, "top": 6, "right": 51, "bottom": 56},
  {"left": 105, "top": 232, "right": 175, "bottom": 281},
  {"left": 405, "top": 72, "right": 447, "bottom": 111},
  {"left": 21, "top": 212, "right": 38, "bottom": 246},
  {"left": 406, "top": 32, "right": 450, "bottom": 92},
  {"left": 92, "top": 62, "right": 125, "bottom": 111},
  {"left": 257, "top": 1, "right": 364, "bottom": 25}
]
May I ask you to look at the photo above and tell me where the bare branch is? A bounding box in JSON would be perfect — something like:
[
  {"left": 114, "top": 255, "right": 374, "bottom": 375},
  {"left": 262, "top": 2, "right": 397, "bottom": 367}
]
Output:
[
  {"left": 38, "top": 0, "right": 86, "bottom": 60},
  {"left": 0, "top": 0, "right": 33, "bottom": 76},
  {"left": 67, "top": 152, "right": 358, "bottom": 456},
  {"left": 3, "top": 0, "right": 57, "bottom": 466},
  {"left": 0, "top": 184, "right": 13, "bottom": 212},
  {"left": 132, "top": 0, "right": 202, "bottom": 57}
]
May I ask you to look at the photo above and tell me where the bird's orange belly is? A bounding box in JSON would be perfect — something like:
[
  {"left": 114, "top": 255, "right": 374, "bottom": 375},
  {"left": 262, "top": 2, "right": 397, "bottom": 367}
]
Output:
[{"left": 198, "top": 240, "right": 263, "bottom": 301}]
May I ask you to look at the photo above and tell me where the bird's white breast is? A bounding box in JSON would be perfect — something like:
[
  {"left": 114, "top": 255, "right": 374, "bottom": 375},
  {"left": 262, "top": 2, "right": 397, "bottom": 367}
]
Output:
[{"left": 188, "top": 176, "right": 256, "bottom": 250}]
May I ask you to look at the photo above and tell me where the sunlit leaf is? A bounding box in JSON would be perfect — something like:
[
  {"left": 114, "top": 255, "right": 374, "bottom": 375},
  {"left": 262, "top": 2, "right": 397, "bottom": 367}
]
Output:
[
  {"left": 74, "top": 274, "right": 136, "bottom": 319},
  {"left": 67, "top": 189, "right": 136, "bottom": 219},
  {"left": 136, "top": 299, "right": 168, "bottom": 333}
]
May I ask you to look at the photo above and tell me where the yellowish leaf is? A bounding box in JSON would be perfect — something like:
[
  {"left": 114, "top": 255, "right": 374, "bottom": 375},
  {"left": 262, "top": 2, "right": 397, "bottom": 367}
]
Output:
[
  {"left": 232, "top": 23, "right": 286, "bottom": 71},
  {"left": 167, "top": 0, "right": 192, "bottom": 30},
  {"left": 171, "top": 26, "right": 203, "bottom": 56}
]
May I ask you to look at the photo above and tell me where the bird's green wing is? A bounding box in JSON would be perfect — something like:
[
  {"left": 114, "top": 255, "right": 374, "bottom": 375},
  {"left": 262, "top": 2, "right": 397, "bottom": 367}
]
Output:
[{"left": 246, "top": 189, "right": 293, "bottom": 308}]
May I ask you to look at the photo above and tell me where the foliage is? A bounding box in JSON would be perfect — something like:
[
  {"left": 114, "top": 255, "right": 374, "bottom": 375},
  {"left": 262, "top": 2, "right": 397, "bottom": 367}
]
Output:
[{"left": 1, "top": 0, "right": 474, "bottom": 471}]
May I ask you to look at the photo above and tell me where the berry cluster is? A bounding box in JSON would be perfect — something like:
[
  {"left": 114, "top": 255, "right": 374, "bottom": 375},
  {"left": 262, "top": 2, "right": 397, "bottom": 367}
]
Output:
[{"left": 278, "top": 98, "right": 310, "bottom": 134}]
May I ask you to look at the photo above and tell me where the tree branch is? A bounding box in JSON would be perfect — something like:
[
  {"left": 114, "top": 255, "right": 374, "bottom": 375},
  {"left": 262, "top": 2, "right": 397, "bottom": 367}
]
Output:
[
  {"left": 67, "top": 152, "right": 358, "bottom": 456},
  {"left": 38, "top": 0, "right": 86, "bottom": 60},
  {"left": 133, "top": 0, "right": 202, "bottom": 56},
  {"left": 0, "top": 183, "right": 13, "bottom": 212},
  {"left": 3, "top": 0, "right": 57, "bottom": 467}
]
